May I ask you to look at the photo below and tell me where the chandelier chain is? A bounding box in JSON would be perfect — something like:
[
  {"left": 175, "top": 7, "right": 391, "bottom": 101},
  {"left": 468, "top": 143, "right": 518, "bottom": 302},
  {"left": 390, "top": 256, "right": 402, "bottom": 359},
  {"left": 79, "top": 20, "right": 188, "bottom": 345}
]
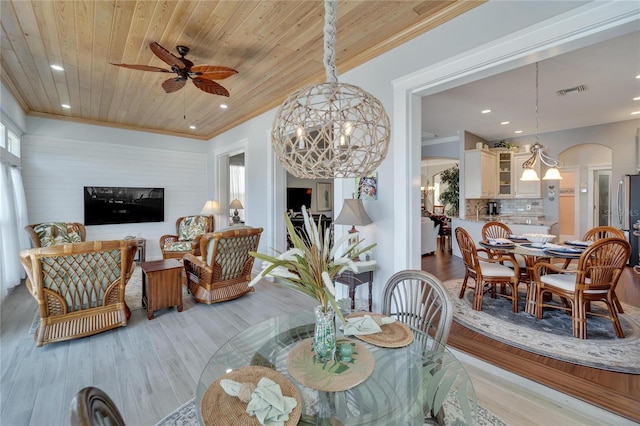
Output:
[
  {"left": 535, "top": 62, "right": 539, "bottom": 145},
  {"left": 323, "top": 0, "right": 338, "bottom": 83}
]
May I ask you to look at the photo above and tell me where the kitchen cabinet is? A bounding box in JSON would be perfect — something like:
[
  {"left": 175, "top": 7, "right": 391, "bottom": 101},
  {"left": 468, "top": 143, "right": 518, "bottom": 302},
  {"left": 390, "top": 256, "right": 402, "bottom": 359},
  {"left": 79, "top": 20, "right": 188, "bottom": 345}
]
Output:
[
  {"left": 496, "top": 151, "right": 514, "bottom": 198},
  {"left": 514, "top": 152, "right": 542, "bottom": 198},
  {"left": 464, "top": 149, "right": 496, "bottom": 199}
]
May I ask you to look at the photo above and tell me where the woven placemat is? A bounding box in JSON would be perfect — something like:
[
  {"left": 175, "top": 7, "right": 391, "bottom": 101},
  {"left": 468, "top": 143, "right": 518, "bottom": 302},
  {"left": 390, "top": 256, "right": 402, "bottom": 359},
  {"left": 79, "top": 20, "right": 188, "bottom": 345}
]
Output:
[
  {"left": 286, "top": 338, "right": 374, "bottom": 392},
  {"left": 200, "top": 366, "right": 301, "bottom": 426},
  {"left": 345, "top": 312, "right": 414, "bottom": 348}
]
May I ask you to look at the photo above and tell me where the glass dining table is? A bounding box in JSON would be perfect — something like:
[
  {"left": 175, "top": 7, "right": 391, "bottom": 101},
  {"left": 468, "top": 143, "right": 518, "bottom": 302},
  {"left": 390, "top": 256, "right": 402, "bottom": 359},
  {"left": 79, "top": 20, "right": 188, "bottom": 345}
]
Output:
[
  {"left": 195, "top": 310, "right": 477, "bottom": 425},
  {"left": 479, "top": 240, "right": 583, "bottom": 315}
]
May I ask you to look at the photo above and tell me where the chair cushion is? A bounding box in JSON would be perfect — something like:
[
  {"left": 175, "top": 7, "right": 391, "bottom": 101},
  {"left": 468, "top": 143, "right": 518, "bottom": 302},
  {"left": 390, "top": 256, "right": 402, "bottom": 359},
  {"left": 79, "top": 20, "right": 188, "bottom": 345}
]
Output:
[
  {"left": 178, "top": 216, "right": 207, "bottom": 241},
  {"left": 540, "top": 274, "right": 601, "bottom": 293},
  {"left": 164, "top": 241, "right": 193, "bottom": 252},
  {"left": 478, "top": 261, "right": 516, "bottom": 277},
  {"left": 33, "top": 222, "right": 82, "bottom": 247}
]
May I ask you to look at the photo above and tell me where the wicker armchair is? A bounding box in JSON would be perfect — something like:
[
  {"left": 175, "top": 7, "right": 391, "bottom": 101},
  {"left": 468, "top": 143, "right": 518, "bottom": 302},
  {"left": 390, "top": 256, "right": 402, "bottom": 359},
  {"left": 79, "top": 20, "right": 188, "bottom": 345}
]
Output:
[
  {"left": 183, "top": 226, "right": 263, "bottom": 304},
  {"left": 160, "top": 215, "right": 214, "bottom": 260},
  {"left": 19, "top": 240, "right": 137, "bottom": 347},
  {"left": 24, "top": 222, "right": 86, "bottom": 248}
]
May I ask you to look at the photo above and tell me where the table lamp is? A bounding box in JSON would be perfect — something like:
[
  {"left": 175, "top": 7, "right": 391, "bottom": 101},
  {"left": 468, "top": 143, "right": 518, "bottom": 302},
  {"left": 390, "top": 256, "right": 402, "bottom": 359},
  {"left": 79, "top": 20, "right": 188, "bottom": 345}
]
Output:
[
  {"left": 200, "top": 200, "right": 220, "bottom": 216},
  {"left": 334, "top": 199, "right": 372, "bottom": 245},
  {"left": 230, "top": 199, "right": 244, "bottom": 224}
]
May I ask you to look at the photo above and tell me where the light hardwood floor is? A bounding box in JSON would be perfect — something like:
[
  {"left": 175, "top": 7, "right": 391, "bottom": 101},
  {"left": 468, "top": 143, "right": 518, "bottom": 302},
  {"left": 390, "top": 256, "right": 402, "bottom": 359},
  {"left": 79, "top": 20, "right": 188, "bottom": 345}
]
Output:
[{"left": 1, "top": 260, "right": 638, "bottom": 425}]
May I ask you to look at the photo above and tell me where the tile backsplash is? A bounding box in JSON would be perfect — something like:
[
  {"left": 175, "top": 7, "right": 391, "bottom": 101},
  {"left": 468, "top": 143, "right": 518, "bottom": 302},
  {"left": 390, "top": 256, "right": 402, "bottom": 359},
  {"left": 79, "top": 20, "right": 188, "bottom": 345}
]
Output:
[{"left": 465, "top": 198, "right": 544, "bottom": 216}]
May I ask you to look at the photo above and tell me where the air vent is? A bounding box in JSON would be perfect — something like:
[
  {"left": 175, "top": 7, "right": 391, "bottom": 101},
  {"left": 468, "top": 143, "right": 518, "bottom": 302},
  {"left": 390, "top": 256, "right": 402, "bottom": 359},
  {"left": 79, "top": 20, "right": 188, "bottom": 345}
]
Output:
[{"left": 556, "top": 85, "right": 588, "bottom": 96}]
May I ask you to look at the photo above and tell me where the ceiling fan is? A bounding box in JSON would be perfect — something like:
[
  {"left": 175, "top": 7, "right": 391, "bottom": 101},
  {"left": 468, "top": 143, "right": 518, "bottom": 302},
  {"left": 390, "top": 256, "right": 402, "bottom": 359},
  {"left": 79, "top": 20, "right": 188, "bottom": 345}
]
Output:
[{"left": 111, "top": 42, "right": 237, "bottom": 96}]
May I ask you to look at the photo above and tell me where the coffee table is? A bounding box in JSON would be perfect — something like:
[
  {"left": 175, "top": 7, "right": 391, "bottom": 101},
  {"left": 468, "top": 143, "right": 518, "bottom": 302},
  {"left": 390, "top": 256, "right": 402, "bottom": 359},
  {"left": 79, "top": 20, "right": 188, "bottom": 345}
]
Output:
[{"left": 140, "top": 259, "right": 183, "bottom": 320}]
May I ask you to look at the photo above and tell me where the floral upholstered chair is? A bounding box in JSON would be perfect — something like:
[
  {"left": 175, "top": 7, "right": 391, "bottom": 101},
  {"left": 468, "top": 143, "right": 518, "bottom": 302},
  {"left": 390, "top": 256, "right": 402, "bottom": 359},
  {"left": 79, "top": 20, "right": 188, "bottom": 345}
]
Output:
[
  {"left": 24, "top": 222, "right": 86, "bottom": 248},
  {"left": 160, "top": 215, "right": 214, "bottom": 260}
]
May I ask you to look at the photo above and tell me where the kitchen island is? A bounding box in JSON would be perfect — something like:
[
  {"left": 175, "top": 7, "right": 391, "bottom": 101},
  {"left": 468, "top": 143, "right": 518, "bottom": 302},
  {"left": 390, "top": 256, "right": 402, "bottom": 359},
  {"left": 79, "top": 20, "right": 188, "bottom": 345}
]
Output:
[{"left": 451, "top": 216, "right": 559, "bottom": 258}]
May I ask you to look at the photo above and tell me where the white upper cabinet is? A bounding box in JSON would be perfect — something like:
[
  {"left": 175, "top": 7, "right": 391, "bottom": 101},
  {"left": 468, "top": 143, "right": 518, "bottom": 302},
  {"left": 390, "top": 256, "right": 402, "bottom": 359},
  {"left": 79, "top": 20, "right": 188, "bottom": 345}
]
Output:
[{"left": 464, "top": 149, "right": 497, "bottom": 199}]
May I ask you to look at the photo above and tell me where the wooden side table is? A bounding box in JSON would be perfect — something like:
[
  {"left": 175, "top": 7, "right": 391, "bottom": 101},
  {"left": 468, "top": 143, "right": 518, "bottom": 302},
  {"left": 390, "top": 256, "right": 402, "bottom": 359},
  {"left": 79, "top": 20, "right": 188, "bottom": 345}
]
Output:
[
  {"left": 334, "top": 261, "right": 377, "bottom": 312},
  {"left": 140, "top": 259, "right": 183, "bottom": 320}
]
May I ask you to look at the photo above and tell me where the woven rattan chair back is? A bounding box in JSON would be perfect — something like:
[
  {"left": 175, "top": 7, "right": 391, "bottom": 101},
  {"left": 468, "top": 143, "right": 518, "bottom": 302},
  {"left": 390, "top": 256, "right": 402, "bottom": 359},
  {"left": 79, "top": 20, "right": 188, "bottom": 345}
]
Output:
[
  {"left": 381, "top": 270, "right": 453, "bottom": 352},
  {"left": 583, "top": 226, "right": 625, "bottom": 242},
  {"left": 19, "top": 240, "right": 137, "bottom": 346},
  {"left": 70, "top": 386, "right": 125, "bottom": 426},
  {"left": 183, "top": 226, "right": 263, "bottom": 304},
  {"left": 481, "top": 221, "right": 512, "bottom": 240},
  {"left": 577, "top": 237, "right": 630, "bottom": 291},
  {"left": 455, "top": 227, "right": 480, "bottom": 273}
]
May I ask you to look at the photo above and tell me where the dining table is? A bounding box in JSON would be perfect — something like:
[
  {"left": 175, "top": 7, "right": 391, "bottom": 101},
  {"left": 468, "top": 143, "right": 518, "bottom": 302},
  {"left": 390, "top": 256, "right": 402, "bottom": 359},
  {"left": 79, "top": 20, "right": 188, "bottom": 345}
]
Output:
[
  {"left": 195, "top": 310, "right": 478, "bottom": 425},
  {"left": 479, "top": 238, "right": 584, "bottom": 315}
]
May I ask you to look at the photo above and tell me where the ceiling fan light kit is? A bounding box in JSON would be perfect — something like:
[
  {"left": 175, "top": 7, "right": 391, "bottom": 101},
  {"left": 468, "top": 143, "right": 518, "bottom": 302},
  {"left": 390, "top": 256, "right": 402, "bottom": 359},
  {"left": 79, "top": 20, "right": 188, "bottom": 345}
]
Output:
[
  {"left": 111, "top": 42, "right": 237, "bottom": 96},
  {"left": 520, "top": 62, "right": 563, "bottom": 182},
  {"left": 271, "top": 0, "right": 390, "bottom": 179}
]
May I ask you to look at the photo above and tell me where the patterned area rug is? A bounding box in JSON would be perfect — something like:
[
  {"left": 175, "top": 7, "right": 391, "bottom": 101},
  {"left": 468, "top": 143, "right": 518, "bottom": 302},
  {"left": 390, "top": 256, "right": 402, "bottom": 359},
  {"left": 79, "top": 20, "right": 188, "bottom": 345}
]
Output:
[
  {"left": 29, "top": 267, "right": 144, "bottom": 334},
  {"left": 155, "top": 398, "right": 506, "bottom": 426},
  {"left": 444, "top": 279, "right": 640, "bottom": 374}
]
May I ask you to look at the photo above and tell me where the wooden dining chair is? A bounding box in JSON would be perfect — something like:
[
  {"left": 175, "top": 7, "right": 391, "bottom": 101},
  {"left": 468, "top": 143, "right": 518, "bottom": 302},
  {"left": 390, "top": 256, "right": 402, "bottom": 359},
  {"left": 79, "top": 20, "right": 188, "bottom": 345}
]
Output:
[
  {"left": 481, "top": 221, "right": 528, "bottom": 283},
  {"left": 381, "top": 270, "right": 452, "bottom": 352},
  {"left": 532, "top": 237, "right": 630, "bottom": 339},
  {"left": 564, "top": 225, "right": 626, "bottom": 313},
  {"left": 455, "top": 227, "right": 521, "bottom": 313}
]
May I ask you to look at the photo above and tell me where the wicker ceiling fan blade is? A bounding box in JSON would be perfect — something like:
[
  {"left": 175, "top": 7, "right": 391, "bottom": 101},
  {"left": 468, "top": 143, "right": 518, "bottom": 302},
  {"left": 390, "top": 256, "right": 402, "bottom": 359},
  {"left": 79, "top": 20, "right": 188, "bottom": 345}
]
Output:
[
  {"left": 192, "top": 78, "right": 229, "bottom": 96},
  {"left": 110, "top": 63, "right": 173, "bottom": 73},
  {"left": 190, "top": 65, "right": 238, "bottom": 80},
  {"left": 161, "top": 78, "right": 187, "bottom": 93},
  {"left": 149, "top": 42, "right": 186, "bottom": 69}
]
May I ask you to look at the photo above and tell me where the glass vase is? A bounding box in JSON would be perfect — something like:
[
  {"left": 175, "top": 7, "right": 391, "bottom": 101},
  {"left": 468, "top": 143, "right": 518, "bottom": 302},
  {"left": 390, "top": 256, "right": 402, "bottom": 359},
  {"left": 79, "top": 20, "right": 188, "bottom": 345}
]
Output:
[{"left": 313, "top": 305, "right": 336, "bottom": 363}]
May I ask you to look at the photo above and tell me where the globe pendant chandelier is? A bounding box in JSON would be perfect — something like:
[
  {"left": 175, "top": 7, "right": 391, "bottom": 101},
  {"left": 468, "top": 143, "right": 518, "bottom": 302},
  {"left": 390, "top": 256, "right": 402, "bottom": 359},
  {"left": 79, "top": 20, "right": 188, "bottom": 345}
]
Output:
[
  {"left": 520, "top": 62, "right": 563, "bottom": 181},
  {"left": 271, "top": 0, "right": 390, "bottom": 179}
]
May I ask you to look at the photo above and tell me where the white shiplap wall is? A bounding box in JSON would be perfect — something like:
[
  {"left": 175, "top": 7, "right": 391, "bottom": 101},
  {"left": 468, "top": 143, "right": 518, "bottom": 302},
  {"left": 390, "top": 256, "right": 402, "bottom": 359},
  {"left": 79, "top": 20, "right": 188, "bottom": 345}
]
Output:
[{"left": 21, "top": 132, "right": 207, "bottom": 261}]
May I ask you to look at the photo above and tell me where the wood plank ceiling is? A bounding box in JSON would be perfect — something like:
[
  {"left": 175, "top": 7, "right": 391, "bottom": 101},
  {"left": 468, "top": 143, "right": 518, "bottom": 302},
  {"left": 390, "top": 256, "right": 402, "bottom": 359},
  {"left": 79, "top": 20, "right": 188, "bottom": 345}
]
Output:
[{"left": 1, "top": 1, "right": 480, "bottom": 140}]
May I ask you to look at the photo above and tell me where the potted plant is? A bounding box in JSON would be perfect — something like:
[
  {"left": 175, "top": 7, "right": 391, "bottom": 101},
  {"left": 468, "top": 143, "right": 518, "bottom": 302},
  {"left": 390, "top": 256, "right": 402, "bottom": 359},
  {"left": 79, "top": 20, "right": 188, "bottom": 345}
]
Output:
[{"left": 439, "top": 165, "right": 459, "bottom": 217}]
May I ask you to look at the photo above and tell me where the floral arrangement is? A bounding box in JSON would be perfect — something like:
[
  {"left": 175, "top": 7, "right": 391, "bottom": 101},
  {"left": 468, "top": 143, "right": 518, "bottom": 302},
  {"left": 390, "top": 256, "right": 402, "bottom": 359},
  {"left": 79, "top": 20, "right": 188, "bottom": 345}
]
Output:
[{"left": 249, "top": 206, "right": 375, "bottom": 320}]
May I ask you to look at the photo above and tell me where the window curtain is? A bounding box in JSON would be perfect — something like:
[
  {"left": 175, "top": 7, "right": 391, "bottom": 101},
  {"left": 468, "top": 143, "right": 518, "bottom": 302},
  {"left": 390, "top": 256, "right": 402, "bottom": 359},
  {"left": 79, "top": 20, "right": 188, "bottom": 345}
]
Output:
[
  {"left": 0, "top": 163, "right": 28, "bottom": 303},
  {"left": 229, "top": 164, "right": 245, "bottom": 222}
]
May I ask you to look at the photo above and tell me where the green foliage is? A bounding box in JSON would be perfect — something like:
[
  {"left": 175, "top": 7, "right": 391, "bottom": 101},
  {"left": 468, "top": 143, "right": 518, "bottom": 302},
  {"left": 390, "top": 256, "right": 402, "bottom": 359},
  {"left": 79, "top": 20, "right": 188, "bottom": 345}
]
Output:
[{"left": 439, "top": 165, "right": 459, "bottom": 216}]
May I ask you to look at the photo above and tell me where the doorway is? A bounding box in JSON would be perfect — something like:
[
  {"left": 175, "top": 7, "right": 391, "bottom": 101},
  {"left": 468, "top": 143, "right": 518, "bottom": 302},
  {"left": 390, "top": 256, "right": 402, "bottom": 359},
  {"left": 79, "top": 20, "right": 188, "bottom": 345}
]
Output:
[{"left": 592, "top": 168, "right": 612, "bottom": 228}]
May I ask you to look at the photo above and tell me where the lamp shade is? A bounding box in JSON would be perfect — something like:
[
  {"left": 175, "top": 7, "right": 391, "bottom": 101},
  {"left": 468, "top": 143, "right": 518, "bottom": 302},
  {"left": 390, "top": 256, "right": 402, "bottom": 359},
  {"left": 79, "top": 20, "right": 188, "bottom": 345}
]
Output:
[
  {"left": 542, "top": 167, "right": 563, "bottom": 180},
  {"left": 334, "top": 199, "right": 372, "bottom": 226},
  {"left": 229, "top": 199, "right": 244, "bottom": 210},
  {"left": 520, "top": 168, "right": 540, "bottom": 181},
  {"left": 200, "top": 200, "right": 220, "bottom": 215}
]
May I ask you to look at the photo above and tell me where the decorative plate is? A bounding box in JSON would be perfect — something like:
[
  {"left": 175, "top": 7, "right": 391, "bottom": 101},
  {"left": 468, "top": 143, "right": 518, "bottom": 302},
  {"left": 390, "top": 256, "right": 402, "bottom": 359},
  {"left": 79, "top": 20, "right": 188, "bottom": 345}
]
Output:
[
  {"left": 479, "top": 240, "right": 515, "bottom": 249},
  {"left": 345, "top": 312, "right": 414, "bottom": 348},
  {"left": 200, "top": 366, "right": 301, "bottom": 426},
  {"left": 286, "top": 338, "right": 374, "bottom": 392}
]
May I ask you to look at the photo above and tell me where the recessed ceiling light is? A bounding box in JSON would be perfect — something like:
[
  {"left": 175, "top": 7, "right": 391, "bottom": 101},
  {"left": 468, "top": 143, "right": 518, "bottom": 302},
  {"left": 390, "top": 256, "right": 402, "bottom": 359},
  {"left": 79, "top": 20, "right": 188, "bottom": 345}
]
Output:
[
  {"left": 632, "top": 111, "right": 640, "bottom": 115},
  {"left": 220, "top": 104, "right": 228, "bottom": 109},
  {"left": 634, "top": 96, "right": 640, "bottom": 101},
  {"left": 61, "top": 104, "right": 71, "bottom": 109},
  {"left": 636, "top": 74, "right": 640, "bottom": 79},
  {"left": 514, "top": 130, "right": 523, "bottom": 134},
  {"left": 481, "top": 109, "right": 491, "bottom": 114},
  {"left": 189, "top": 125, "right": 196, "bottom": 129},
  {"left": 50, "top": 64, "right": 64, "bottom": 71},
  {"left": 500, "top": 121, "right": 510, "bottom": 125}
]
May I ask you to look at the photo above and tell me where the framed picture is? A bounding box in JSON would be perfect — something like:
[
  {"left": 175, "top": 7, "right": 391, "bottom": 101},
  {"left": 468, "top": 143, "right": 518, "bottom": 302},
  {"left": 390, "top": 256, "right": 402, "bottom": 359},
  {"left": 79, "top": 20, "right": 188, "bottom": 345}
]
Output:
[
  {"left": 316, "top": 182, "right": 332, "bottom": 212},
  {"left": 433, "top": 205, "right": 445, "bottom": 215},
  {"left": 356, "top": 172, "right": 378, "bottom": 200}
]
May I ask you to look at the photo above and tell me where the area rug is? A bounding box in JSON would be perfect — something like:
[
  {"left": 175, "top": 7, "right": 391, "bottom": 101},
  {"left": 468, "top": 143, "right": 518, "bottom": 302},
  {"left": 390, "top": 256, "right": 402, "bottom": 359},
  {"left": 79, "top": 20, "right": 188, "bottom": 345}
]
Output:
[
  {"left": 29, "top": 267, "right": 144, "bottom": 334},
  {"left": 444, "top": 278, "right": 640, "bottom": 374},
  {"left": 155, "top": 397, "right": 506, "bottom": 426}
]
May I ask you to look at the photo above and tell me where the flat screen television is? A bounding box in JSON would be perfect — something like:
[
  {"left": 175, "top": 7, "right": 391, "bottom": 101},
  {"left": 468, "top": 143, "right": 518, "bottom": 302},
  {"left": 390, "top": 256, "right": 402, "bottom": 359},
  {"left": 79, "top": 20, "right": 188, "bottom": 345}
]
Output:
[
  {"left": 84, "top": 186, "right": 164, "bottom": 225},
  {"left": 287, "top": 187, "right": 312, "bottom": 213}
]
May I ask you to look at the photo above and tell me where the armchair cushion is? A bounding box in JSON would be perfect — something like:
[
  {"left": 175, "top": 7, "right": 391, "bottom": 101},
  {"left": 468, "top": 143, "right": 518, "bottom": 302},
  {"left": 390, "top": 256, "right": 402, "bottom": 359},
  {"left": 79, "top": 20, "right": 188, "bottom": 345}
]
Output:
[
  {"left": 164, "top": 241, "right": 194, "bottom": 252},
  {"left": 29, "top": 222, "right": 85, "bottom": 247},
  {"left": 178, "top": 216, "right": 208, "bottom": 241}
]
